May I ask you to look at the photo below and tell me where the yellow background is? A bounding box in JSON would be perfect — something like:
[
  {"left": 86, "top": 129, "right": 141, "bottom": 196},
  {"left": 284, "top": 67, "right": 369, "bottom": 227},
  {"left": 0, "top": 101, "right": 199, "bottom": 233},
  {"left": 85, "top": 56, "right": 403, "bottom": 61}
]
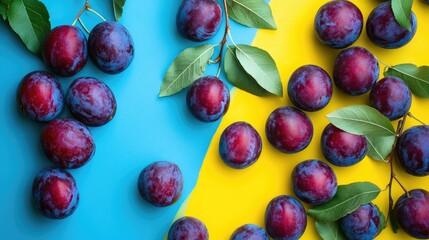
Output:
[{"left": 182, "top": 0, "right": 429, "bottom": 239}]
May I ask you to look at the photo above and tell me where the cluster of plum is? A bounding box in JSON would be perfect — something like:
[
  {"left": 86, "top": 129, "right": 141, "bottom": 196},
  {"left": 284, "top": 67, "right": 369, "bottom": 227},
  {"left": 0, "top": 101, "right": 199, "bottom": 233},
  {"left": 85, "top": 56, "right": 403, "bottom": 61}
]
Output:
[{"left": 17, "top": 19, "right": 134, "bottom": 219}]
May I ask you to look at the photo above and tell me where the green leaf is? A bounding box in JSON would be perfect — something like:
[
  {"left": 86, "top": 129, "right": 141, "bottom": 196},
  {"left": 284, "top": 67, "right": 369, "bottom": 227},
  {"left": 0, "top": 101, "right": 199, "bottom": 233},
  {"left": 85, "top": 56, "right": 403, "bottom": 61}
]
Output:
[
  {"left": 226, "top": 0, "right": 276, "bottom": 30},
  {"left": 391, "top": 0, "right": 413, "bottom": 31},
  {"left": 375, "top": 205, "right": 387, "bottom": 233},
  {"left": 113, "top": 0, "right": 125, "bottom": 21},
  {"left": 326, "top": 105, "right": 395, "bottom": 137},
  {"left": 160, "top": 44, "right": 215, "bottom": 97},
  {"left": 224, "top": 46, "right": 270, "bottom": 96},
  {"left": 235, "top": 44, "right": 283, "bottom": 96},
  {"left": 384, "top": 64, "right": 429, "bottom": 98},
  {"left": 0, "top": 0, "right": 10, "bottom": 20},
  {"left": 390, "top": 208, "right": 400, "bottom": 233},
  {"left": 308, "top": 182, "right": 381, "bottom": 222},
  {"left": 365, "top": 135, "right": 395, "bottom": 161},
  {"left": 7, "top": 0, "right": 50, "bottom": 55},
  {"left": 315, "top": 221, "right": 347, "bottom": 240}
]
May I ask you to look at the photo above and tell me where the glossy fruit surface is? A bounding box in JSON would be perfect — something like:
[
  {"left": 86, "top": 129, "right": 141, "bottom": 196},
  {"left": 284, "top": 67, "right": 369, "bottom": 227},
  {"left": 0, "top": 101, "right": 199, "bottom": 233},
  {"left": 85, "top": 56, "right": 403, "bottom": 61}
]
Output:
[
  {"left": 397, "top": 125, "right": 429, "bottom": 176},
  {"left": 230, "top": 224, "right": 269, "bottom": 240},
  {"left": 168, "top": 216, "right": 208, "bottom": 240},
  {"left": 339, "top": 203, "right": 380, "bottom": 240}
]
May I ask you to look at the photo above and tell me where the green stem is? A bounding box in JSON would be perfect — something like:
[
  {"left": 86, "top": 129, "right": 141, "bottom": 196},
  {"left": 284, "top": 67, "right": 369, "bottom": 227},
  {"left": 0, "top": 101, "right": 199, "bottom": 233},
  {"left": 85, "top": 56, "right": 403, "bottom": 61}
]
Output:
[
  {"left": 407, "top": 112, "right": 426, "bottom": 125},
  {"left": 78, "top": 18, "right": 90, "bottom": 34},
  {"left": 86, "top": 7, "right": 107, "bottom": 22},
  {"left": 72, "top": 0, "right": 90, "bottom": 26}
]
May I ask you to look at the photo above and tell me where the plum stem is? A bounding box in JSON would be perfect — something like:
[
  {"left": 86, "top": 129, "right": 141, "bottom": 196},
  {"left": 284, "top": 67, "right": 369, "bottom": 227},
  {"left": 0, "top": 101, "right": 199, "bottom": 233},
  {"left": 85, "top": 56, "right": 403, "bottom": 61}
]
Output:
[
  {"left": 72, "top": 0, "right": 90, "bottom": 26},
  {"left": 78, "top": 18, "right": 90, "bottom": 34},
  {"left": 407, "top": 112, "right": 426, "bottom": 125},
  {"left": 86, "top": 7, "right": 107, "bottom": 22},
  {"left": 213, "top": 0, "right": 231, "bottom": 77},
  {"left": 72, "top": 1, "right": 106, "bottom": 30}
]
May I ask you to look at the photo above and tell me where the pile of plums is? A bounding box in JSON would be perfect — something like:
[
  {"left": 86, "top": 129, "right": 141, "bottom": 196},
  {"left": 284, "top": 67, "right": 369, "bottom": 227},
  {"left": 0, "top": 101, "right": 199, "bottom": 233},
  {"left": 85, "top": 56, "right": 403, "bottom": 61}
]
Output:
[{"left": 18, "top": 20, "right": 134, "bottom": 219}]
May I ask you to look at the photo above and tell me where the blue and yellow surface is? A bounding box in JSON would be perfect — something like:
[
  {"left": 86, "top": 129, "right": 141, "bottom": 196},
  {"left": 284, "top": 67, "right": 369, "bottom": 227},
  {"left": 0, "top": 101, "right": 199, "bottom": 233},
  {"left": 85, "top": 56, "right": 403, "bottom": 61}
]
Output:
[{"left": 1, "top": 0, "right": 429, "bottom": 239}]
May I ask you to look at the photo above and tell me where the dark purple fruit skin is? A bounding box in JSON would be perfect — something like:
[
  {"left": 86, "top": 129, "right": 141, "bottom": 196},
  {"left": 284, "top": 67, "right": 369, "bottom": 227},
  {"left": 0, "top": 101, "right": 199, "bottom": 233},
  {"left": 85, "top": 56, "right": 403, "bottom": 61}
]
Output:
[
  {"left": 219, "top": 121, "right": 262, "bottom": 169},
  {"left": 423, "top": 0, "right": 429, "bottom": 5},
  {"left": 366, "top": 2, "right": 417, "bottom": 49},
  {"left": 41, "top": 118, "right": 95, "bottom": 169},
  {"left": 265, "top": 195, "right": 307, "bottom": 240},
  {"left": 168, "top": 216, "right": 208, "bottom": 240},
  {"left": 288, "top": 65, "right": 333, "bottom": 112},
  {"left": 292, "top": 159, "right": 337, "bottom": 205},
  {"left": 339, "top": 203, "right": 380, "bottom": 240},
  {"left": 321, "top": 124, "right": 368, "bottom": 167},
  {"left": 369, "top": 77, "right": 412, "bottom": 120},
  {"left": 43, "top": 25, "right": 87, "bottom": 77},
  {"left": 396, "top": 126, "right": 429, "bottom": 176},
  {"left": 394, "top": 189, "right": 429, "bottom": 239},
  {"left": 186, "top": 76, "right": 230, "bottom": 122},
  {"left": 333, "top": 47, "right": 379, "bottom": 95},
  {"left": 230, "top": 224, "right": 269, "bottom": 240},
  {"left": 176, "top": 0, "right": 222, "bottom": 41},
  {"left": 265, "top": 106, "right": 313, "bottom": 153},
  {"left": 66, "top": 77, "right": 117, "bottom": 127},
  {"left": 137, "top": 161, "right": 183, "bottom": 207},
  {"left": 314, "top": 0, "right": 363, "bottom": 48},
  {"left": 17, "top": 71, "right": 63, "bottom": 122},
  {"left": 88, "top": 21, "right": 134, "bottom": 74},
  {"left": 32, "top": 167, "right": 79, "bottom": 219}
]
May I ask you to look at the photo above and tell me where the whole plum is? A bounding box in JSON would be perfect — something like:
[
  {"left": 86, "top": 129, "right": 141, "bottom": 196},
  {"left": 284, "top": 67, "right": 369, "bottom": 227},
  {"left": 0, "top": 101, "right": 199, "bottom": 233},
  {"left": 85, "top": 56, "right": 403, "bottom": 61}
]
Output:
[
  {"left": 17, "top": 71, "right": 63, "bottom": 122},
  {"left": 366, "top": 2, "right": 417, "bottom": 48},
  {"left": 168, "top": 216, "right": 208, "bottom": 240},
  {"left": 187, "top": 76, "right": 230, "bottom": 122},
  {"left": 230, "top": 224, "right": 269, "bottom": 240},
  {"left": 396, "top": 125, "right": 429, "bottom": 176},
  {"left": 32, "top": 167, "right": 79, "bottom": 219},
  {"left": 137, "top": 161, "right": 183, "bottom": 207},
  {"left": 219, "top": 121, "right": 262, "bottom": 169},
  {"left": 333, "top": 47, "right": 379, "bottom": 95},
  {"left": 41, "top": 118, "right": 95, "bottom": 169},
  {"left": 265, "top": 195, "right": 307, "bottom": 240},
  {"left": 314, "top": 0, "right": 363, "bottom": 48},
  {"left": 339, "top": 203, "right": 380, "bottom": 240},
  {"left": 369, "top": 77, "right": 412, "bottom": 120},
  {"left": 43, "top": 25, "right": 87, "bottom": 77},
  {"left": 292, "top": 159, "right": 337, "bottom": 205},
  {"left": 66, "top": 77, "right": 117, "bottom": 126},
  {"left": 176, "top": 0, "right": 222, "bottom": 41},
  {"left": 265, "top": 106, "right": 313, "bottom": 153},
  {"left": 394, "top": 189, "right": 429, "bottom": 239},
  {"left": 88, "top": 21, "right": 134, "bottom": 74}
]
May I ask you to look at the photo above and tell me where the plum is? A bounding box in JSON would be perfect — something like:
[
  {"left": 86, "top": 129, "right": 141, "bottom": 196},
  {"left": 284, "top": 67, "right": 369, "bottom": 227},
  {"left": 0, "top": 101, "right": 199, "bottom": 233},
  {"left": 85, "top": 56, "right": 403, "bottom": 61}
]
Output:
[
  {"left": 288, "top": 65, "right": 333, "bottom": 111},
  {"left": 366, "top": 2, "right": 417, "bottom": 49},
  {"left": 168, "top": 216, "right": 208, "bottom": 240},
  {"left": 339, "top": 203, "right": 380, "bottom": 240},
  {"left": 187, "top": 76, "right": 230, "bottom": 122},
  {"left": 88, "top": 21, "right": 134, "bottom": 74},
  {"left": 333, "top": 47, "right": 379, "bottom": 95},
  {"left": 219, "top": 121, "right": 262, "bottom": 169},
  {"left": 292, "top": 159, "right": 337, "bottom": 205},
  {"left": 32, "top": 167, "right": 79, "bottom": 219},
  {"left": 230, "top": 224, "right": 269, "bottom": 240},
  {"left": 17, "top": 71, "right": 63, "bottom": 122},
  {"left": 314, "top": 0, "right": 363, "bottom": 48},
  {"left": 394, "top": 189, "right": 429, "bottom": 239},
  {"left": 265, "top": 106, "right": 313, "bottom": 153},
  {"left": 137, "top": 161, "right": 183, "bottom": 207},
  {"left": 396, "top": 125, "right": 429, "bottom": 176},
  {"left": 369, "top": 77, "right": 412, "bottom": 120},
  {"left": 43, "top": 25, "right": 87, "bottom": 77},
  {"left": 40, "top": 118, "right": 95, "bottom": 169},
  {"left": 66, "top": 77, "right": 117, "bottom": 126},
  {"left": 176, "top": 0, "right": 222, "bottom": 41}
]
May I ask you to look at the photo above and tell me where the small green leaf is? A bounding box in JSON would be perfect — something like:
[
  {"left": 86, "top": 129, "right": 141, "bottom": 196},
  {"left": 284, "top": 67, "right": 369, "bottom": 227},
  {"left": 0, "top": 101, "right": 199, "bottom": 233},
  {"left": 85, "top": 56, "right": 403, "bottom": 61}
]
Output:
[
  {"left": 384, "top": 64, "right": 429, "bottom": 98},
  {"left": 308, "top": 182, "right": 381, "bottom": 222},
  {"left": 389, "top": 208, "right": 400, "bottom": 233},
  {"left": 113, "top": 0, "right": 125, "bottom": 21},
  {"left": 226, "top": 0, "right": 277, "bottom": 30},
  {"left": 224, "top": 46, "right": 270, "bottom": 96},
  {"left": 235, "top": 44, "right": 283, "bottom": 96},
  {"left": 0, "top": 0, "right": 10, "bottom": 20},
  {"left": 7, "top": 0, "right": 50, "bottom": 55},
  {"left": 315, "top": 221, "right": 347, "bottom": 240},
  {"left": 391, "top": 0, "right": 413, "bottom": 31},
  {"left": 327, "top": 105, "right": 395, "bottom": 137},
  {"left": 366, "top": 135, "right": 395, "bottom": 161},
  {"left": 160, "top": 44, "right": 215, "bottom": 97},
  {"left": 375, "top": 205, "right": 387, "bottom": 233}
]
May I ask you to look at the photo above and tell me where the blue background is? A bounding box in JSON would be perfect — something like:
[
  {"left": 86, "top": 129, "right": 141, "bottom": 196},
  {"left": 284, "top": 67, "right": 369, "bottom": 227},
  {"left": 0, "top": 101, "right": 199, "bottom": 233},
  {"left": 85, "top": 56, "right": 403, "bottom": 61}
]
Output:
[{"left": 0, "top": 1, "right": 256, "bottom": 239}]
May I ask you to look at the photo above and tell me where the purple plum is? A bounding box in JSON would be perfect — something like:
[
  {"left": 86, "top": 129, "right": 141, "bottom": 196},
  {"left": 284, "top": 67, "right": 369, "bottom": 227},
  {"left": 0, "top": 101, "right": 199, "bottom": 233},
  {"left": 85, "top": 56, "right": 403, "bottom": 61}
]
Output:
[
  {"left": 168, "top": 216, "right": 208, "bottom": 240},
  {"left": 396, "top": 125, "right": 429, "bottom": 176},
  {"left": 230, "top": 224, "right": 269, "bottom": 240},
  {"left": 339, "top": 203, "right": 380, "bottom": 240}
]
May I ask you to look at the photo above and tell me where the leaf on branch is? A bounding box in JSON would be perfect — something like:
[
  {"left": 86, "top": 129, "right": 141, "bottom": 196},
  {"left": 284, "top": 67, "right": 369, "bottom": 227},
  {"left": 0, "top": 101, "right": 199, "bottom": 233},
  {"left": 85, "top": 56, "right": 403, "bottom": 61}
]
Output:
[
  {"left": 326, "top": 105, "right": 395, "bottom": 137},
  {"left": 7, "top": 0, "right": 50, "bottom": 55},
  {"left": 235, "top": 44, "right": 283, "bottom": 96},
  {"left": 365, "top": 135, "right": 395, "bottom": 161},
  {"left": 226, "top": 0, "right": 277, "bottom": 29},
  {"left": 315, "top": 221, "right": 347, "bottom": 240},
  {"left": 113, "top": 0, "right": 126, "bottom": 21},
  {"left": 384, "top": 64, "right": 429, "bottom": 98},
  {"left": 389, "top": 208, "right": 400, "bottom": 233},
  {"left": 160, "top": 44, "right": 215, "bottom": 97},
  {"left": 0, "top": 0, "right": 10, "bottom": 20},
  {"left": 307, "top": 182, "right": 381, "bottom": 222},
  {"left": 391, "top": 0, "right": 413, "bottom": 31},
  {"left": 224, "top": 46, "right": 270, "bottom": 96}
]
